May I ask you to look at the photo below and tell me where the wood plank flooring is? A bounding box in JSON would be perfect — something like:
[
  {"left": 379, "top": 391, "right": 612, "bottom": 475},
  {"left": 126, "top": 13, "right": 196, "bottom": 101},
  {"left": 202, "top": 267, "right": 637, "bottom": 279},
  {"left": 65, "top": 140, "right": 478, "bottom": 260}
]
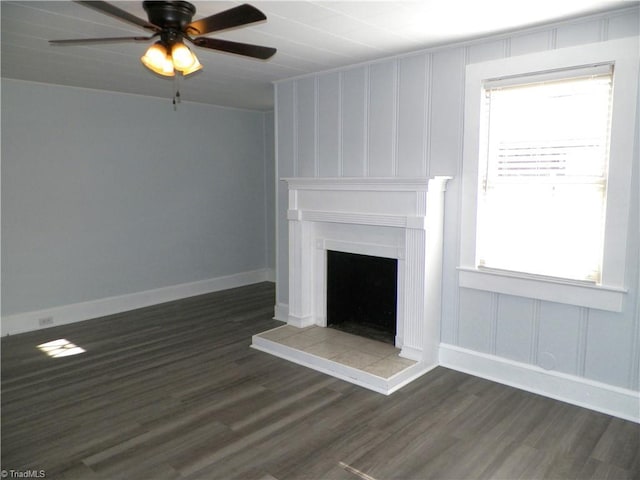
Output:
[{"left": 2, "top": 282, "right": 638, "bottom": 479}]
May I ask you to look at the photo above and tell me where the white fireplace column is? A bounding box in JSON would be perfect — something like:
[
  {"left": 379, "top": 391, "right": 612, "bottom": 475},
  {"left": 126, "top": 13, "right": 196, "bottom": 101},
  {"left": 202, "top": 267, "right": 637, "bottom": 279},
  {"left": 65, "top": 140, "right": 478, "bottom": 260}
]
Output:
[
  {"left": 401, "top": 184, "right": 450, "bottom": 365},
  {"left": 284, "top": 176, "right": 451, "bottom": 366},
  {"left": 286, "top": 191, "right": 316, "bottom": 328},
  {"left": 402, "top": 225, "right": 429, "bottom": 361}
]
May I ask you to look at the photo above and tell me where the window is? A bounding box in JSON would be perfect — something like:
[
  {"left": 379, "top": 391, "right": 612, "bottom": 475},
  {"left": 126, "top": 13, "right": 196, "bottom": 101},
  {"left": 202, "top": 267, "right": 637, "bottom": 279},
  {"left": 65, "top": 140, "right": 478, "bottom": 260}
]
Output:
[
  {"left": 477, "top": 66, "right": 613, "bottom": 282},
  {"left": 459, "top": 38, "right": 638, "bottom": 312}
]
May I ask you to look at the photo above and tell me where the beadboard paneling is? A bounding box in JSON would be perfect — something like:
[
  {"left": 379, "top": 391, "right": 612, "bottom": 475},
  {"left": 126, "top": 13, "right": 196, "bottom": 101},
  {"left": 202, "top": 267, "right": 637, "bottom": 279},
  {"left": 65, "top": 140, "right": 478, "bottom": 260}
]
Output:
[
  {"left": 341, "top": 68, "right": 367, "bottom": 177},
  {"left": 585, "top": 306, "right": 636, "bottom": 388},
  {"left": 296, "top": 77, "right": 317, "bottom": 178},
  {"left": 537, "top": 301, "right": 582, "bottom": 375},
  {"left": 510, "top": 31, "right": 553, "bottom": 56},
  {"left": 276, "top": 82, "right": 296, "bottom": 178},
  {"left": 274, "top": 7, "right": 640, "bottom": 394},
  {"left": 495, "top": 295, "right": 535, "bottom": 364},
  {"left": 317, "top": 73, "right": 341, "bottom": 177},
  {"left": 275, "top": 82, "right": 296, "bottom": 306},
  {"left": 467, "top": 39, "right": 507, "bottom": 64},
  {"left": 428, "top": 48, "right": 466, "bottom": 177},
  {"left": 457, "top": 288, "right": 493, "bottom": 353},
  {"left": 368, "top": 62, "right": 397, "bottom": 177},
  {"left": 608, "top": 8, "right": 640, "bottom": 39},
  {"left": 439, "top": 181, "right": 462, "bottom": 345},
  {"left": 556, "top": 18, "right": 604, "bottom": 47},
  {"left": 397, "top": 54, "right": 429, "bottom": 177}
]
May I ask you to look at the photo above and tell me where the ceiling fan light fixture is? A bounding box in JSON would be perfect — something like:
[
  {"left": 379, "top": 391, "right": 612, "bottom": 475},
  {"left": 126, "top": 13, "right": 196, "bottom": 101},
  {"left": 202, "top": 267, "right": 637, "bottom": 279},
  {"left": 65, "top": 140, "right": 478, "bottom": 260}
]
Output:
[
  {"left": 178, "top": 51, "right": 202, "bottom": 75},
  {"left": 141, "top": 41, "right": 175, "bottom": 76},
  {"left": 51, "top": 2, "right": 275, "bottom": 83},
  {"left": 171, "top": 42, "right": 196, "bottom": 70}
]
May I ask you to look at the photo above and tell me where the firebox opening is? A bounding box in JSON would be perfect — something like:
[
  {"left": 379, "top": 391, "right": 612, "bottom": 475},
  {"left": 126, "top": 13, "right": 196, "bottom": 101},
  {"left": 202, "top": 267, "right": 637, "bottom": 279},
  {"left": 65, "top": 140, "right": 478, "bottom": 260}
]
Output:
[{"left": 326, "top": 250, "right": 397, "bottom": 345}]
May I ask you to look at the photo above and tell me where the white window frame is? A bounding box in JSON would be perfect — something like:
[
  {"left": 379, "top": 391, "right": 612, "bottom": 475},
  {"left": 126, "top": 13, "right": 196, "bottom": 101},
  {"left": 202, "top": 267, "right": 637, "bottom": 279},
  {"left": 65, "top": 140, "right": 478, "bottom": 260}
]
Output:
[{"left": 459, "top": 38, "right": 639, "bottom": 312}]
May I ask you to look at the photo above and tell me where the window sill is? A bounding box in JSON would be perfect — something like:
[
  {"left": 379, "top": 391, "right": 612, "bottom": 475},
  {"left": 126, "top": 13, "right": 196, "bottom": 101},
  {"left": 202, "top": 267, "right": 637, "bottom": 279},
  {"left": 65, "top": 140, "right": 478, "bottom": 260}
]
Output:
[{"left": 458, "top": 267, "right": 626, "bottom": 312}]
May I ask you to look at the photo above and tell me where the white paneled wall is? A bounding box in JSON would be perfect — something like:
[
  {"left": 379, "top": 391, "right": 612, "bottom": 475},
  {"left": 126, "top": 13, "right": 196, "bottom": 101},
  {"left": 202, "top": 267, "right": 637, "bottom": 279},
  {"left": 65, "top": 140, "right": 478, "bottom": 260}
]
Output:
[
  {"left": 275, "top": 7, "right": 640, "bottom": 394},
  {"left": 342, "top": 68, "right": 368, "bottom": 177}
]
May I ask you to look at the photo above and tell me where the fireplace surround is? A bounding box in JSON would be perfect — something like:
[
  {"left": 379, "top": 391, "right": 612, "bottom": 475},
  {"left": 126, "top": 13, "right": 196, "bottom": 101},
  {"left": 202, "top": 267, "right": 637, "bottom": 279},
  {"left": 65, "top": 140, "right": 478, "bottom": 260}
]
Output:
[{"left": 253, "top": 176, "right": 451, "bottom": 393}]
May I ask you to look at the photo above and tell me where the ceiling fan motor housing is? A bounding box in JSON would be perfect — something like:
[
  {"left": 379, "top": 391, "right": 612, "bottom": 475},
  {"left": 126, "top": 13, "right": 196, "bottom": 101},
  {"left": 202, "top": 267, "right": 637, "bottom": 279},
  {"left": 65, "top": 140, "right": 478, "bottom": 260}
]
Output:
[{"left": 143, "top": 1, "right": 196, "bottom": 32}]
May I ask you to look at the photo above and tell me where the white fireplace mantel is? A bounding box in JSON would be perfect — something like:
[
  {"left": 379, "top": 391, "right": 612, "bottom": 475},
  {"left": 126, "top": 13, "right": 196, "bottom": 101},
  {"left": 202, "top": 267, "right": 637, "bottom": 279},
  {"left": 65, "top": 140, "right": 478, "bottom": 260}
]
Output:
[{"left": 284, "top": 176, "right": 451, "bottom": 371}]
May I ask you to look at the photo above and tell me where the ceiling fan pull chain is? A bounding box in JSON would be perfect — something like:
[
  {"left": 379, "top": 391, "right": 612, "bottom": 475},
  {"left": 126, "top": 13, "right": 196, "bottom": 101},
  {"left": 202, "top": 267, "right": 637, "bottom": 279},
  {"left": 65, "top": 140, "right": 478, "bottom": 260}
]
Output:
[{"left": 172, "top": 73, "right": 182, "bottom": 110}]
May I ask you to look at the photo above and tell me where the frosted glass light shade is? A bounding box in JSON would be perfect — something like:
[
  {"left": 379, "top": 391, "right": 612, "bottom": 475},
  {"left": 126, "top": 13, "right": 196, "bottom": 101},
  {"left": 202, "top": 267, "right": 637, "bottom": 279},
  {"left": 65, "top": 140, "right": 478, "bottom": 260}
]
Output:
[
  {"left": 141, "top": 42, "right": 174, "bottom": 77},
  {"left": 179, "top": 53, "right": 202, "bottom": 75},
  {"left": 171, "top": 42, "right": 196, "bottom": 70}
]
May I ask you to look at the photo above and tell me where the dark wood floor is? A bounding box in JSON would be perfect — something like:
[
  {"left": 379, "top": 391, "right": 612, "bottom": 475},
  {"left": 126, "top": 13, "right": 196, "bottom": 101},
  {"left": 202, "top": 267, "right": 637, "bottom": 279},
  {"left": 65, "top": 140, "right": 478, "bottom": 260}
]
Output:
[{"left": 2, "top": 282, "right": 638, "bottom": 480}]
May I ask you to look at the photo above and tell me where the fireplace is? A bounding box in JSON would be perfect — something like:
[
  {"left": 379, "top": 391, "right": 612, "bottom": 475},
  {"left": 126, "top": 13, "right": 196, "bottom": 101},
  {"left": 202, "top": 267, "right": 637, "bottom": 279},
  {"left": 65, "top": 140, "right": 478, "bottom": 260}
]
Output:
[
  {"left": 252, "top": 176, "right": 451, "bottom": 394},
  {"left": 326, "top": 250, "right": 397, "bottom": 345}
]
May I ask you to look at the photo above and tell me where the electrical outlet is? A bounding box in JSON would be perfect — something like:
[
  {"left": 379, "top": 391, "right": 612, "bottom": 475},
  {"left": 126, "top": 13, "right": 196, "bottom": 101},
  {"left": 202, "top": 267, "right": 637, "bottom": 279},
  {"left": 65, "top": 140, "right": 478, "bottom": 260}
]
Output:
[{"left": 38, "top": 316, "right": 54, "bottom": 327}]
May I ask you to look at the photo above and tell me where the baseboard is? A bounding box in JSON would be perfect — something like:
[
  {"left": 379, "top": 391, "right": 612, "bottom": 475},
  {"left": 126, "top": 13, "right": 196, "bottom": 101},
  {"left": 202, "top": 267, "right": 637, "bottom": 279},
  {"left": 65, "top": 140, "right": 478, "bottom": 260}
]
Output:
[
  {"left": 287, "top": 314, "right": 315, "bottom": 328},
  {"left": 1, "top": 269, "right": 272, "bottom": 337},
  {"left": 439, "top": 343, "right": 640, "bottom": 423},
  {"left": 400, "top": 345, "right": 422, "bottom": 362},
  {"left": 265, "top": 268, "right": 276, "bottom": 283},
  {"left": 273, "top": 302, "right": 289, "bottom": 322}
]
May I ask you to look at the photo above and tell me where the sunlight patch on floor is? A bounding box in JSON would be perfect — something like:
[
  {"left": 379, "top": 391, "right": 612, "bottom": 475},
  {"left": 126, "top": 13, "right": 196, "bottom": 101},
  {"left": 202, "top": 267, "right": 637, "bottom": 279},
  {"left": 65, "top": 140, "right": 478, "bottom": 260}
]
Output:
[{"left": 37, "top": 339, "right": 86, "bottom": 358}]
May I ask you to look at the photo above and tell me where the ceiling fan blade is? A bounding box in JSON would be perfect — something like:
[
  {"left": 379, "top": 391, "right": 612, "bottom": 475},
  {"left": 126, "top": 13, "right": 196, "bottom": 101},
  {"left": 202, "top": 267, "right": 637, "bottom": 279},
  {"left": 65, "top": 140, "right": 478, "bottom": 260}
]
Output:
[
  {"left": 75, "top": 1, "right": 160, "bottom": 31},
  {"left": 50, "top": 36, "right": 154, "bottom": 45},
  {"left": 192, "top": 37, "right": 276, "bottom": 60},
  {"left": 186, "top": 4, "right": 266, "bottom": 36}
]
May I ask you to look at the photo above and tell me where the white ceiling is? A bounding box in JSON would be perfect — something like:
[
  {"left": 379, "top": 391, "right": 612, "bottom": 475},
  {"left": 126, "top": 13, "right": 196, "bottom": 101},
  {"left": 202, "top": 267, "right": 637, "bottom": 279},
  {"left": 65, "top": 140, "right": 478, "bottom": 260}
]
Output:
[{"left": 1, "top": 1, "right": 633, "bottom": 110}]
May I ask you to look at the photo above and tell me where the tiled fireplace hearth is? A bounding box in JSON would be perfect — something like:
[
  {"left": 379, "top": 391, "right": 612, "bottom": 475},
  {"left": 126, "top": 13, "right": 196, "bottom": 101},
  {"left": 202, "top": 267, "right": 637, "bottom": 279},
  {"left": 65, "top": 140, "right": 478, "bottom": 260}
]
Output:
[{"left": 252, "top": 176, "right": 451, "bottom": 394}]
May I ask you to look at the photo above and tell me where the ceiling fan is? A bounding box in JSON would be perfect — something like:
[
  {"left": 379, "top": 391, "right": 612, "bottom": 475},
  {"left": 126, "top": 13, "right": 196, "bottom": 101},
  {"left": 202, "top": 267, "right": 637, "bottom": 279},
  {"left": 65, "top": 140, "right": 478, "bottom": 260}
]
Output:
[{"left": 50, "top": 1, "right": 277, "bottom": 77}]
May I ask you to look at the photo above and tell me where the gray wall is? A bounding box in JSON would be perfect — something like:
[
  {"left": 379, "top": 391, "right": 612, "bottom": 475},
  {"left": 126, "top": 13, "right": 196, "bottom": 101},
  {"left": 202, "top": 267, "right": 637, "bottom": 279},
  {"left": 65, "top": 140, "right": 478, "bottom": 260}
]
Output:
[
  {"left": 275, "top": 7, "right": 640, "bottom": 391},
  {"left": 264, "top": 111, "right": 276, "bottom": 272},
  {"left": 2, "top": 79, "right": 274, "bottom": 316}
]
